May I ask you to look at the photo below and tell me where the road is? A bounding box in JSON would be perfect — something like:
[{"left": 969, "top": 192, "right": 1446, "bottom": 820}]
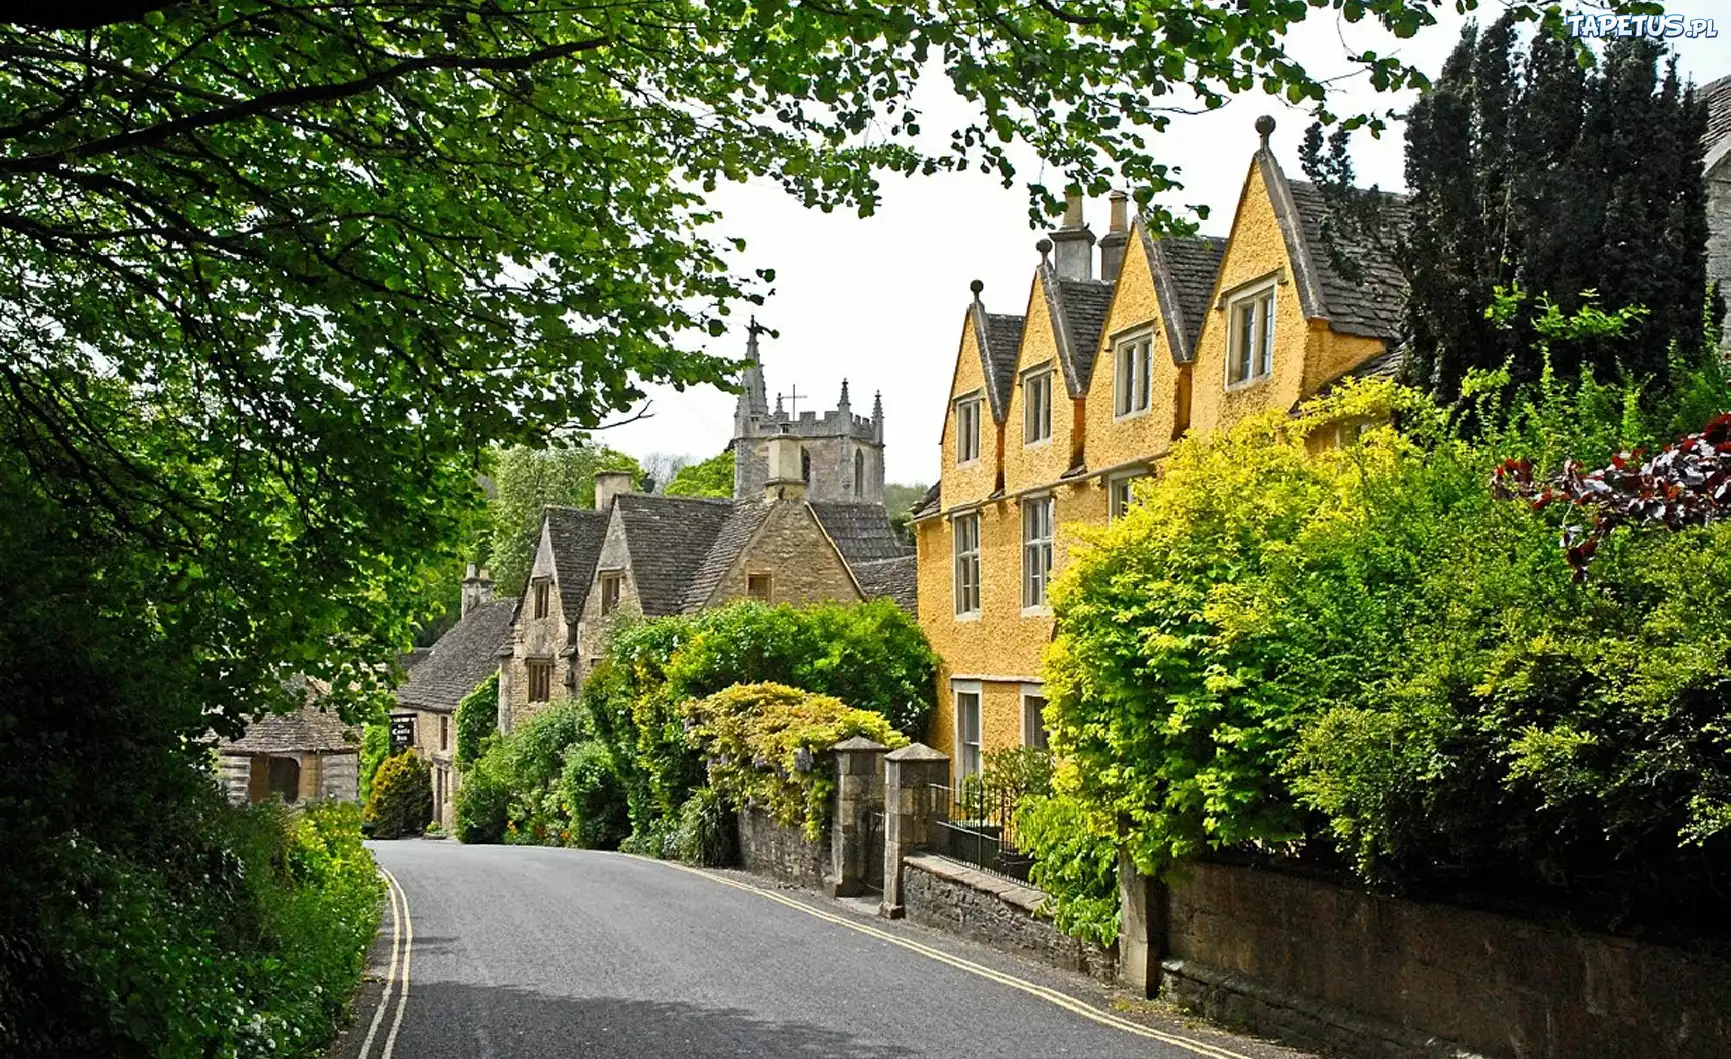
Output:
[{"left": 337, "top": 841, "right": 1304, "bottom": 1059}]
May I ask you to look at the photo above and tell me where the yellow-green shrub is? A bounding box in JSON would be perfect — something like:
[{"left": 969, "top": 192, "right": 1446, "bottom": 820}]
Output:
[{"left": 682, "top": 682, "right": 907, "bottom": 837}]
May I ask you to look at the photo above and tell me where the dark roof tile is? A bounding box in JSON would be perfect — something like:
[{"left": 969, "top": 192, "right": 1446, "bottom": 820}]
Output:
[
  {"left": 1143, "top": 233, "right": 1228, "bottom": 361},
  {"left": 681, "top": 502, "right": 773, "bottom": 612},
  {"left": 395, "top": 599, "right": 514, "bottom": 712},
  {"left": 810, "top": 502, "right": 912, "bottom": 566},
  {"left": 1285, "top": 179, "right": 1409, "bottom": 341},
  {"left": 975, "top": 308, "right": 1026, "bottom": 422},
  {"left": 852, "top": 555, "right": 918, "bottom": 614},
  {"left": 614, "top": 494, "right": 734, "bottom": 617},
  {"left": 1050, "top": 278, "right": 1116, "bottom": 396},
  {"left": 543, "top": 507, "right": 610, "bottom": 620},
  {"left": 221, "top": 704, "right": 360, "bottom": 754},
  {"left": 1704, "top": 73, "right": 1731, "bottom": 157}
]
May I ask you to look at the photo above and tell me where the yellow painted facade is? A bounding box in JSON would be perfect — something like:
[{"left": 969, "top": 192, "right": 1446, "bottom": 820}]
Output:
[{"left": 915, "top": 142, "right": 1398, "bottom": 777}]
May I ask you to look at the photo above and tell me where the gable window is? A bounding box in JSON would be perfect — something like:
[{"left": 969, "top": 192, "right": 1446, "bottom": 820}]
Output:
[
  {"left": 1022, "top": 689, "right": 1049, "bottom": 750},
  {"left": 1023, "top": 367, "right": 1053, "bottom": 445},
  {"left": 1022, "top": 495, "right": 1054, "bottom": 609},
  {"left": 952, "top": 512, "right": 981, "bottom": 617},
  {"left": 599, "top": 572, "right": 622, "bottom": 616},
  {"left": 527, "top": 660, "right": 552, "bottom": 703},
  {"left": 1109, "top": 473, "right": 1148, "bottom": 522},
  {"left": 955, "top": 684, "right": 983, "bottom": 780},
  {"left": 531, "top": 578, "right": 551, "bottom": 619},
  {"left": 853, "top": 449, "right": 865, "bottom": 495},
  {"left": 1114, "top": 334, "right": 1153, "bottom": 417},
  {"left": 747, "top": 573, "right": 773, "bottom": 601},
  {"left": 1228, "top": 285, "right": 1277, "bottom": 386},
  {"left": 955, "top": 395, "right": 982, "bottom": 465}
]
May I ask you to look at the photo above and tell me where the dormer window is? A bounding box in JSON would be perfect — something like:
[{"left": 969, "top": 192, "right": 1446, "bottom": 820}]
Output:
[
  {"left": 1228, "top": 284, "right": 1277, "bottom": 386},
  {"left": 1114, "top": 333, "right": 1153, "bottom": 418},
  {"left": 955, "top": 395, "right": 982, "bottom": 465},
  {"left": 1023, "top": 367, "right": 1053, "bottom": 445},
  {"left": 531, "top": 578, "right": 551, "bottom": 619},
  {"left": 598, "top": 571, "right": 621, "bottom": 616}
]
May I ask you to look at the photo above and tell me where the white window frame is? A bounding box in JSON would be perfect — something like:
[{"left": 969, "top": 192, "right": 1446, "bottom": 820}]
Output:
[
  {"left": 1108, "top": 472, "right": 1149, "bottom": 522},
  {"left": 954, "top": 681, "right": 984, "bottom": 781},
  {"left": 1113, "top": 331, "right": 1154, "bottom": 419},
  {"left": 1021, "top": 495, "right": 1054, "bottom": 612},
  {"left": 954, "top": 394, "right": 983, "bottom": 466},
  {"left": 1022, "top": 365, "right": 1054, "bottom": 446},
  {"left": 1227, "top": 283, "right": 1277, "bottom": 388},
  {"left": 952, "top": 511, "right": 981, "bottom": 618},
  {"left": 1020, "top": 685, "right": 1049, "bottom": 750}
]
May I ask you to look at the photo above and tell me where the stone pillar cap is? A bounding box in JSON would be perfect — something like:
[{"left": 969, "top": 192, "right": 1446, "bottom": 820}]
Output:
[
  {"left": 884, "top": 742, "right": 949, "bottom": 763},
  {"left": 832, "top": 736, "right": 890, "bottom": 753}
]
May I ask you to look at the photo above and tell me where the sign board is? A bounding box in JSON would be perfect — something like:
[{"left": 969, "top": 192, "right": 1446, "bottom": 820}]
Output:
[{"left": 389, "top": 714, "right": 416, "bottom": 755}]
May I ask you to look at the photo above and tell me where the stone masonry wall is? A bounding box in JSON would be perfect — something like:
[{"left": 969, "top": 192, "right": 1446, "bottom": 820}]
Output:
[
  {"left": 709, "top": 501, "right": 862, "bottom": 608},
  {"left": 902, "top": 854, "right": 1117, "bottom": 985},
  {"left": 737, "top": 807, "right": 831, "bottom": 891},
  {"left": 1161, "top": 860, "right": 1731, "bottom": 1059}
]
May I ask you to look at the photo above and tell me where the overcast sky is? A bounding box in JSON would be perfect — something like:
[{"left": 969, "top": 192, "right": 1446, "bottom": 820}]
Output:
[{"left": 598, "top": 2, "right": 1728, "bottom": 487}]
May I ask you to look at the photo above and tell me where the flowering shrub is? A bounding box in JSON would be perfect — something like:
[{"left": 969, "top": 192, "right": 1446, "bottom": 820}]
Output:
[
  {"left": 365, "top": 751, "right": 432, "bottom": 839},
  {"left": 683, "top": 682, "right": 906, "bottom": 838}
]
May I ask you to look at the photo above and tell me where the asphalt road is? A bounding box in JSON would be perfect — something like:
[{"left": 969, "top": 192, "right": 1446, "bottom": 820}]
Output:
[{"left": 336, "top": 841, "right": 1305, "bottom": 1059}]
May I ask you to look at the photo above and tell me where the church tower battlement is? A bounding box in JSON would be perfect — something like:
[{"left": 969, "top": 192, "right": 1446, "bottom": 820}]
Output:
[{"left": 732, "top": 319, "right": 887, "bottom": 503}]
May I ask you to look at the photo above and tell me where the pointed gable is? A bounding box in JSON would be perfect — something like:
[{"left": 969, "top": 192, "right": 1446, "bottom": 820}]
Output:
[
  {"left": 612, "top": 494, "right": 733, "bottom": 616},
  {"left": 970, "top": 300, "right": 1025, "bottom": 423},
  {"left": 542, "top": 506, "right": 610, "bottom": 620},
  {"left": 1137, "top": 229, "right": 1227, "bottom": 364}
]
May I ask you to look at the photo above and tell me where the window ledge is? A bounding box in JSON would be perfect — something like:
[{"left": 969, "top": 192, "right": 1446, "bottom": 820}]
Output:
[
  {"left": 1020, "top": 605, "right": 1053, "bottom": 619},
  {"left": 954, "top": 610, "right": 983, "bottom": 623},
  {"left": 1023, "top": 436, "right": 1054, "bottom": 449},
  {"left": 1224, "top": 373, "right": 1272, "bottom": 394}
]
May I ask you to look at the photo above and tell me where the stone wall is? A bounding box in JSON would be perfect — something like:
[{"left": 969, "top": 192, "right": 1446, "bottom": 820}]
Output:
[
  {"left": 1707, "top": 159, "right": 1731, "bottom": 350},
  {"left": 737, "top": 807, "right": 831, "bottom": 891},
  {"left": 1160, "top": 860, "right": 1731, "bottom": 1059},
  {"left": 902, "top": 854, "right": 1116, "bottom": 985}
]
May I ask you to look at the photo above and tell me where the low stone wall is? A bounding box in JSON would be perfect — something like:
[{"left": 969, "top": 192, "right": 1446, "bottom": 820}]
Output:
[
  {"left": 903, "top": 854, "right": 1116, "bottom": 984},
  {"left": 736, "top": 807, "right": 830, "bottom": 890},
  {"left": 1161, "top": 860, "right": 1731, "bottom": 1059}
]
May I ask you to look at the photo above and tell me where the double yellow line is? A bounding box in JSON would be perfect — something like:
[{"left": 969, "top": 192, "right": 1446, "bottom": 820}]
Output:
[
  {"left": 653, "top": 858, "right": 1256, "bottom": 1059},
  {"left": 358, "top": 866, "right": 414, "bottom": 1059}
]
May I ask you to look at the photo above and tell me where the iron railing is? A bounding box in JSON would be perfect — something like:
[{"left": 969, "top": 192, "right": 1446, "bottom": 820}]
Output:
[{"left": 928, "top": 781, "right": 1034, "bottom": 882}]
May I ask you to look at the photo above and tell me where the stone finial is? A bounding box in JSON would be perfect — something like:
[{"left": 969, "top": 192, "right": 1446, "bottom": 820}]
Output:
[
  {"left": 1256, "top": 114, "right": 1276, "bottom": 149},
  {"left": 872, "top": 391, "right": 884, "bottom": 422},
  {"left": 838, "top": 378, "right": 851, "bottom": 409},
  {"left": 775, "top": 393, "right": 784, "bottom": 415},
  {"left": 970, "top": 278, "right": 984, "bottom": 301},
  {"left": 1036, "top": 237, "right": 1053, "bottom": 265}
]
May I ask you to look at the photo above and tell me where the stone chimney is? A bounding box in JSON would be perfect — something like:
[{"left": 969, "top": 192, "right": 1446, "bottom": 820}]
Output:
[
  {"left": 764, "top": 429, "right": 807, "bottom": 501},
  {"left": 594, "top": 470, "right": 635, "bottom": 511},
  {"left": 1049, "top": 188, "right": 1097, "bottom": 281},
  {"left": 1099, "top": 191, "right": 1131, "bottom": 282},
  {"left": 461, "top": 563, "right": 494, "bottom": 618}
]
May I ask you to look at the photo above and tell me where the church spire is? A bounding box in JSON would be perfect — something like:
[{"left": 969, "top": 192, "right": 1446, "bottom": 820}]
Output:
[
  {"left": 838, "top": 378, "right": 851, "bottom": 412},
  {"left": 734, "top": 316, "right": 770, "bottom": 439}
]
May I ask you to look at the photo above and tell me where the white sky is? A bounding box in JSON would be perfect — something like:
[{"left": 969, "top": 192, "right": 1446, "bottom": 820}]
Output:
[{"left": 598, "top": 2, "right": 1729, "bottom": 486}]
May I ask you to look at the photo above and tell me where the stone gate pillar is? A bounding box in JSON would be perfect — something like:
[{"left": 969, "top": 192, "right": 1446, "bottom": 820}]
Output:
[
  {"left": 1118, "top": 849, "right": 1169, "bottom": 998},
  {"left": 879, "top": 742, "right": 950, "bottom": 919},
  {"left": 827, "top": 736, "right": 889, "bottom": 898}
]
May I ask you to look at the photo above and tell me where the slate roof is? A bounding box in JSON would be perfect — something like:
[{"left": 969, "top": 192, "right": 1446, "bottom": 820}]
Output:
[
  {"left": 614, "top": 493, "right": 736, "bottom": 617},
  {"left": 1704, "top": 74, "right": 1731, "bottom": 159},
  {"left": 1142, "top": 232, "right": 1228, "bottom": 363},
  {"left": 1285, "top": 178, "right": 1409, "bottom": 341},
  {"left": 221, "top": 704, "right": 360, "bottom": 754},
  {"left": 974, "top": 306, "right": 1026, "bottom": 423},
  {"left": 1048, "top": 276, "right": 1116, "bottom": 396},
  {"left": 681, "top": 502, "right": 773, "bottom": 612},
  {"left": 400, "top": 647, "right": 432, "bottom": 672},
  {"left": 912, "top": 482, "right": 941, "bottom": 518},
  {"left": 809, "top": 502, "right": 913, "bottom": 566},
  {"left": 395, "top": 598, "right": 515, "bottom": 712},
  {"left": 543, "top": 506, "right": 610, "bottom": 621},
  {"left": 852, "top": 555, "right": 918, "bottom": 614}
]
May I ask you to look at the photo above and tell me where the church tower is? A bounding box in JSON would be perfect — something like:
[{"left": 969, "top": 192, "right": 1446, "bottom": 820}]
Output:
[{"left": 731, "top": 320, "right": 887, "bottom": 503}]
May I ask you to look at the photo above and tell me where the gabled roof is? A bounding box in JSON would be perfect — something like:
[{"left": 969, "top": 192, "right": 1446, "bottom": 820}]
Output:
[
  {"left": 809, "top": 501, "right": 912, "bottom": 566},
  {"left": 969, "top": 301, "right": 1026, "bottom": 423},
  {"left": 613, "top": 493, "right": 735, "bottom": 616},
  {"left": 681, "top": 502, "right": 774, "bottom": 612},
  {"left": 1254, "top": 149, "right": 1408, "bottom": 342},
  {"left": 220, "top": 704, "right": 360, "bottom": 754},
  {"left": 1042, "top": 269, "right": 1116, "bottom": 397},
  {"left": 852, "top": 555, "right": 918, "bottom": 614},
  {"left": 911, "top": 482, "right": 940, "bottom": 518},
  {"left": 543, "top": 506, "right": 610, "bottom": 620},
  {"left": 1703, "top": 73, "right": 1731, "bottom": 171},
  {"left": 1137, "top": 229, "right": 1228, "bottom": 364},
  {"left": 395, "top": 598, "right": 515, "bottom": 712}
]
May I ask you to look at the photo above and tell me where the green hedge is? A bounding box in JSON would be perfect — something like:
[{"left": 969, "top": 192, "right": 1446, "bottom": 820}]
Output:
[
  {"left": 365, "top": 751, "right": 432, "bottom": 839},
  {"left": 1044, "top": 372, "right": 1731, "bottom": 932}
]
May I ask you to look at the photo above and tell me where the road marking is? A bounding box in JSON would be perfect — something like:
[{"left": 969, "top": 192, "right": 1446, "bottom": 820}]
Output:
[
  {"left": 356, "top": 868, "right": 402, "bottom": 1059},
  {"left": 647, "top": 857, "right": 1256, "bottom": 1059},
  {"left": 379, "top": 867, "right": 415, "bottom": 1059},
  {"left": 360, "top": 867, "right": 414, "bottom": 1059}
]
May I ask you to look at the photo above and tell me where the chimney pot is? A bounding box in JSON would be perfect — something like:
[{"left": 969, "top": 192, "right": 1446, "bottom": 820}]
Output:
[
  {"left": 1108, "top": 191, "right": 1129, "bottom": 234},
  {"left": 1063, "top": 188, "right": 1084, "bottom": 228},
  {"left": 594, "top": 470, "right": 635, "bottom": 511}
]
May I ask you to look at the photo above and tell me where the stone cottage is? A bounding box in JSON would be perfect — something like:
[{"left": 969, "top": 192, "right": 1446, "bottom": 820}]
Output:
[
  {"left": 498, "top": 444, "right": 916, "bottom": 732},
  {"left": 216, "top": 694, "right": 361, "bottom": 806},
  {"left": 394, "top": 565, "right": 516, "bottom": 828}
]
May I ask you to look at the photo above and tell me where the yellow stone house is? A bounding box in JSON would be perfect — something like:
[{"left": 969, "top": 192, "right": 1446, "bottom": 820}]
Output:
[{"left": 912, "top": 116, "right": 1406, "bottom": 777}]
